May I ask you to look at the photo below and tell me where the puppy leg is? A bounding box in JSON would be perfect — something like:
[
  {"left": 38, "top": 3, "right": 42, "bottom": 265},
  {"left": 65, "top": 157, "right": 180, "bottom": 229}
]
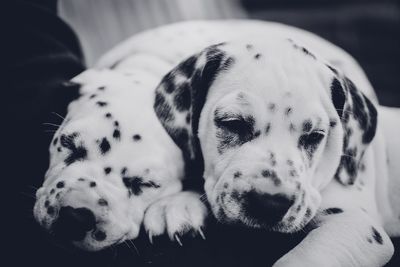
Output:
[
  {"left": 143, "top": 191, "right": 208, "bottom": 245},
  {"left": 273, "top": 209, "right": 393, "bottom": 267}
]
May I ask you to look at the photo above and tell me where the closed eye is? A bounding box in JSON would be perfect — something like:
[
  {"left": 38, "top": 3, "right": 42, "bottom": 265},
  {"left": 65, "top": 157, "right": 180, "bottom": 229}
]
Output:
[{"left": 215, "top": 117, "right": 254, "bottom": 136}]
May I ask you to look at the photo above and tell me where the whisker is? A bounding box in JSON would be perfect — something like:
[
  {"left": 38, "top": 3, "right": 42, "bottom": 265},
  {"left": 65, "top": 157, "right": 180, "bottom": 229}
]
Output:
[
  {"left": 20, "top": 191, "right": 36, "bottom": 199},
  {"left": 128, "top": 239, "right": 140, "bottom": 256},
  {"left": 42, "top": 122, "right": 61, "bottom": 127},
  {"left": 51, "top": 111, "right": 65, "bottom": 120}
]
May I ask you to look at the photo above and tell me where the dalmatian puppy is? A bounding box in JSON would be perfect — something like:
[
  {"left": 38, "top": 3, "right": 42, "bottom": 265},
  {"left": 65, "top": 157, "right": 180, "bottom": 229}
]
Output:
[
  {"left": 33, "top": 65, "right": 207, "bottom": 250},
  {"left": 151, "top": 24, "right": 400, "bottom": 266}
]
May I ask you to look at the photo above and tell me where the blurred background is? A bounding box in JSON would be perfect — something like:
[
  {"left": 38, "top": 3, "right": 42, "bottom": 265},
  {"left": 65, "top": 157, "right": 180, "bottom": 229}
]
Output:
[{"left": 60, "top": 0, "right": 400, "bottom": 106}]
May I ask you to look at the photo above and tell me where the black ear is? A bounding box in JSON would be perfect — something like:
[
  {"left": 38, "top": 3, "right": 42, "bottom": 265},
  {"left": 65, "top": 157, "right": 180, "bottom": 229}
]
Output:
[
  {"left": 154, "top": 43, "right": 234, "bottom": 174},
  {"left": 330, "top": 73, "right": 377, "bottom": 185}
]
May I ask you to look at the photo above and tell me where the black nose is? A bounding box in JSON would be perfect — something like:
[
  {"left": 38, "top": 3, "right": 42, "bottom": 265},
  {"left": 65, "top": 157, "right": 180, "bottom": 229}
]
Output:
[
  {"left": 52, "top": 206, "right": 96, "bottom": 241},
  {"left": 243, "top": 191, "right": 294, "bottom": 226}
]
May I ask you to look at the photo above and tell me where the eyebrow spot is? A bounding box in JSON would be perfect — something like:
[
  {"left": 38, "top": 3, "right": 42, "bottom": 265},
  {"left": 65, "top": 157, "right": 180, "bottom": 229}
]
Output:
[
  {"left": 233, "top": 171, "right": 242, "bottom": 179},
  {"left": 265, "top": 123, "right": 271, "bottom": 135},
  {"left": 329, "top": 119, "right": 337, "bottom": 128},
  {"left": 285, "top": 107, "right": 293, "bottom": 116},
  {"left": 268, "top": 103, "right": 276, "bottom": 111},
  {"left": 254, "top": 53, "right": 261, "bottom": 59}
]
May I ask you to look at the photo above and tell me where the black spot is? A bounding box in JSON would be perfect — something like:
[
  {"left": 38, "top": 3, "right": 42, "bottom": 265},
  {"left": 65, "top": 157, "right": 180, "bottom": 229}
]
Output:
[
  {"left": 160, "top": 72, "right": 177, "bottom": 94},
  {"left": 113, "top": 129, "right": 121, "bottom": 140},
  {"left": 60, "top": 133, "right": 88, "bottom": 165},
  {"left": 50, "top": 189, "right": 55, "bottom": 194},
  {"left": 177, "top": 55, "right": 197, "bottom": 77},
  {"left": 113, "top": 121, "right": 119, "bottom": 127},
  {"left": 329, "top": 119, "right": 337, "bottom": 128},
  {"left": 305, "top": 208, "right": 312, "bottom": 218},
  {"left": 89, "top": 94, "right": 97, "bottom": 99},
  {"left": 78, "top": 178, "right": 85, "bottom": 182},
  {"left": 132, "top": 134, "right": 141, "bottom": 141},
  {"left": 98, "top": 198, "right": 108, "bottom": 206},
  {"left": 233, "top": 171, "right": 242, "bottom": 179},
  {"left": 326, "top": 65, "right": 338, "bottom": 75},
  {"left": 104, "top": 167, "right": 112, "bottom": 175},
  {"left": 331, "top": 78, "right": 346, "bottom": 117},
  {"left": 288, "top": 216, "right": 296, "bottom": 222},
  {"left": 246, "top": 44, "right": 254, "bottom": 50},
  {"left": 173, "top": 81, "right": 191, "bottom": 111},
  {"left": 98, "top": 86, "right": 106, "bottom": 91},
  {"left": 300, "top": 47, "right": 315, "bottom": 59},
  {"left": 185, "top": 113, "right": 191, "bottom": 124},
  {"left": 56, "top": 181, "right": 64, "bottom": 188},
  {"left": 99, "top": 137, "right": 111, "bottom": 154},
  {"left": 298, "top": 130, "right": 325, "bottom": 161},
  {"left": 93, "top": 230, "right": 106, "bottom": 241},
  {"left": 122, "top": 176, "right": 160, "bottom": 196},
  {"left": 302, "top": 120, "right": 313, "bottom": 132},
  {"left": 268, "top": 103, "right": 276, "bottom": 111},
  {"left": 265, "top": 123, "right": 271, "bottom": 135},
  {"left": 324, "top": 207, "right": 343, "bottom": 215},
  {"left": 90, "top": 181, "right": 96, "bottom": 187},
  {"left": 57, "top": 147, "right": 62, "bottom": 152},
  {"left": 96, "top": 101, "right": 108, "bottom": 107},
  {"left": 261, "top": 169, "right": 281, "bottom": 186},
  {"left": 372, "top": 227, "right": 383, "bottom": 244},
  {"left": 254, "top": 53, "right": 261, "bottom": 59},
  {"left": 285, "top": 107, "right": 292, "bottom": 116},
  {"left": 53, "top": 137, "right": 58, "bottom": 146},
  {"left": 105, "top": 113, "right": 112, "bottom": 118},
  {"left": 44, "top": 200, "right": 50, "bottom": 207},
  {"left": 154, "top": 92, "right": 174, "bottom": 122},
  {"left": 121, "top": 167, "right": 127, "bottom": 175}
]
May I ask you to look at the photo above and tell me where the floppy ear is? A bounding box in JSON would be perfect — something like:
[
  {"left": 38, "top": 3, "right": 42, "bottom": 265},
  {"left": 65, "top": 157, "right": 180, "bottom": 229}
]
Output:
[
  {"left": 153, "top": 43, "right": 234, "bottom": 177},
  {"left": 329, "top": 69, "right": 378, "bottom": 185}
]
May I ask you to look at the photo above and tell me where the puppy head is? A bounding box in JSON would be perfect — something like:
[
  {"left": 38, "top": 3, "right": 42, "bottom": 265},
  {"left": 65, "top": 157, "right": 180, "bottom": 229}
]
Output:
[
  {"left": 34, "top": 70, "right": 184, "bottom": 250},
  {"left": 154, "top": 39, "right": 377, "bottom": 232}
]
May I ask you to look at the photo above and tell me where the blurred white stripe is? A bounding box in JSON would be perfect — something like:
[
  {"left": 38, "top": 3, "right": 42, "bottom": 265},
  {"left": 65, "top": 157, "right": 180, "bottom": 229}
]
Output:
[{"left": 59, "top": 0, "right": 247, "bottom": 66}]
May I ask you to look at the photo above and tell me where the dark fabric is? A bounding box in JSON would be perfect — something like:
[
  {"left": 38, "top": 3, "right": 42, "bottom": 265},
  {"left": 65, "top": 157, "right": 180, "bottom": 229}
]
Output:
[{"left": 6, "top": 1, "right": 84, "bottom": 265}]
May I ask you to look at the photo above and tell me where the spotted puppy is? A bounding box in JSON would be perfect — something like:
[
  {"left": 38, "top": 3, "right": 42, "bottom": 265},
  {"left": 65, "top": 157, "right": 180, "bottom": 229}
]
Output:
[
  {"left": 33, "top": 66, "right": 207, "bottom": 251},
  {"left": 154, "top": 37, "right": 400, "bottom": 265}
]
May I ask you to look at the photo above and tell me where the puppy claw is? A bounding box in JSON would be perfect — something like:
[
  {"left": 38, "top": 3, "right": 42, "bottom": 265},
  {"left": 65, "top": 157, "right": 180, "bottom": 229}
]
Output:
[
  {"left": 175, "top": 234, "right": 183, "bottom": 246},
  {"left": 198, "top": 227, "right": 206, "bottom": 240}
]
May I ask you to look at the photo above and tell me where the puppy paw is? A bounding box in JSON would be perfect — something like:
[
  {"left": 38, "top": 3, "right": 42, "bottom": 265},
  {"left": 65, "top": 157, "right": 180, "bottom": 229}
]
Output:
[{"left": 143, "top": 191, "right": 208, "bottom": 245}]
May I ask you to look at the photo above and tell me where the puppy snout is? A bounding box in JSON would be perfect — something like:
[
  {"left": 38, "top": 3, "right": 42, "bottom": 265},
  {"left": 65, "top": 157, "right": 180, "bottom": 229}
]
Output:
[
  {"left": 243, "top": 191, "right": 293, "bottom": 225},
  {"left": 52, "top": 206, "right": 96, "bottom": 241}
]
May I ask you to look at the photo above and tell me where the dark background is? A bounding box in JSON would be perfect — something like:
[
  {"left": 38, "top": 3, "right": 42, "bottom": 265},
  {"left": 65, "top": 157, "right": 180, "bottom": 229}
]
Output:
[{"left": 7, "top": 0, "right": 399, "bottom": 266}]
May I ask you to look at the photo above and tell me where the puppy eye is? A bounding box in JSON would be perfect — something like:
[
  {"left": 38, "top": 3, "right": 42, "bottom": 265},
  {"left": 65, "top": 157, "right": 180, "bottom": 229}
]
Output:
[
  {"left": 299, "top": 130, "right": 325, "bottom": 149},
  {"left": 217, "top": 117, "right": 253, "bottom": 136}
]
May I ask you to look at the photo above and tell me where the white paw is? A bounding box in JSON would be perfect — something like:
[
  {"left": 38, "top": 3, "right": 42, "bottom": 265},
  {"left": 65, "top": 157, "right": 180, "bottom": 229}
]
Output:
[{"left": 143, "top": 191, "right": 208, "bottom": 245}]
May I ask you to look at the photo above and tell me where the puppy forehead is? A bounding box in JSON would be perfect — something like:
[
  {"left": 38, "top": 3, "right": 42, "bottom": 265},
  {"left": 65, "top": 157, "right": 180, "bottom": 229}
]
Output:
[{"left": 213, "top": 40, "right": 334, "bottom": 98}]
